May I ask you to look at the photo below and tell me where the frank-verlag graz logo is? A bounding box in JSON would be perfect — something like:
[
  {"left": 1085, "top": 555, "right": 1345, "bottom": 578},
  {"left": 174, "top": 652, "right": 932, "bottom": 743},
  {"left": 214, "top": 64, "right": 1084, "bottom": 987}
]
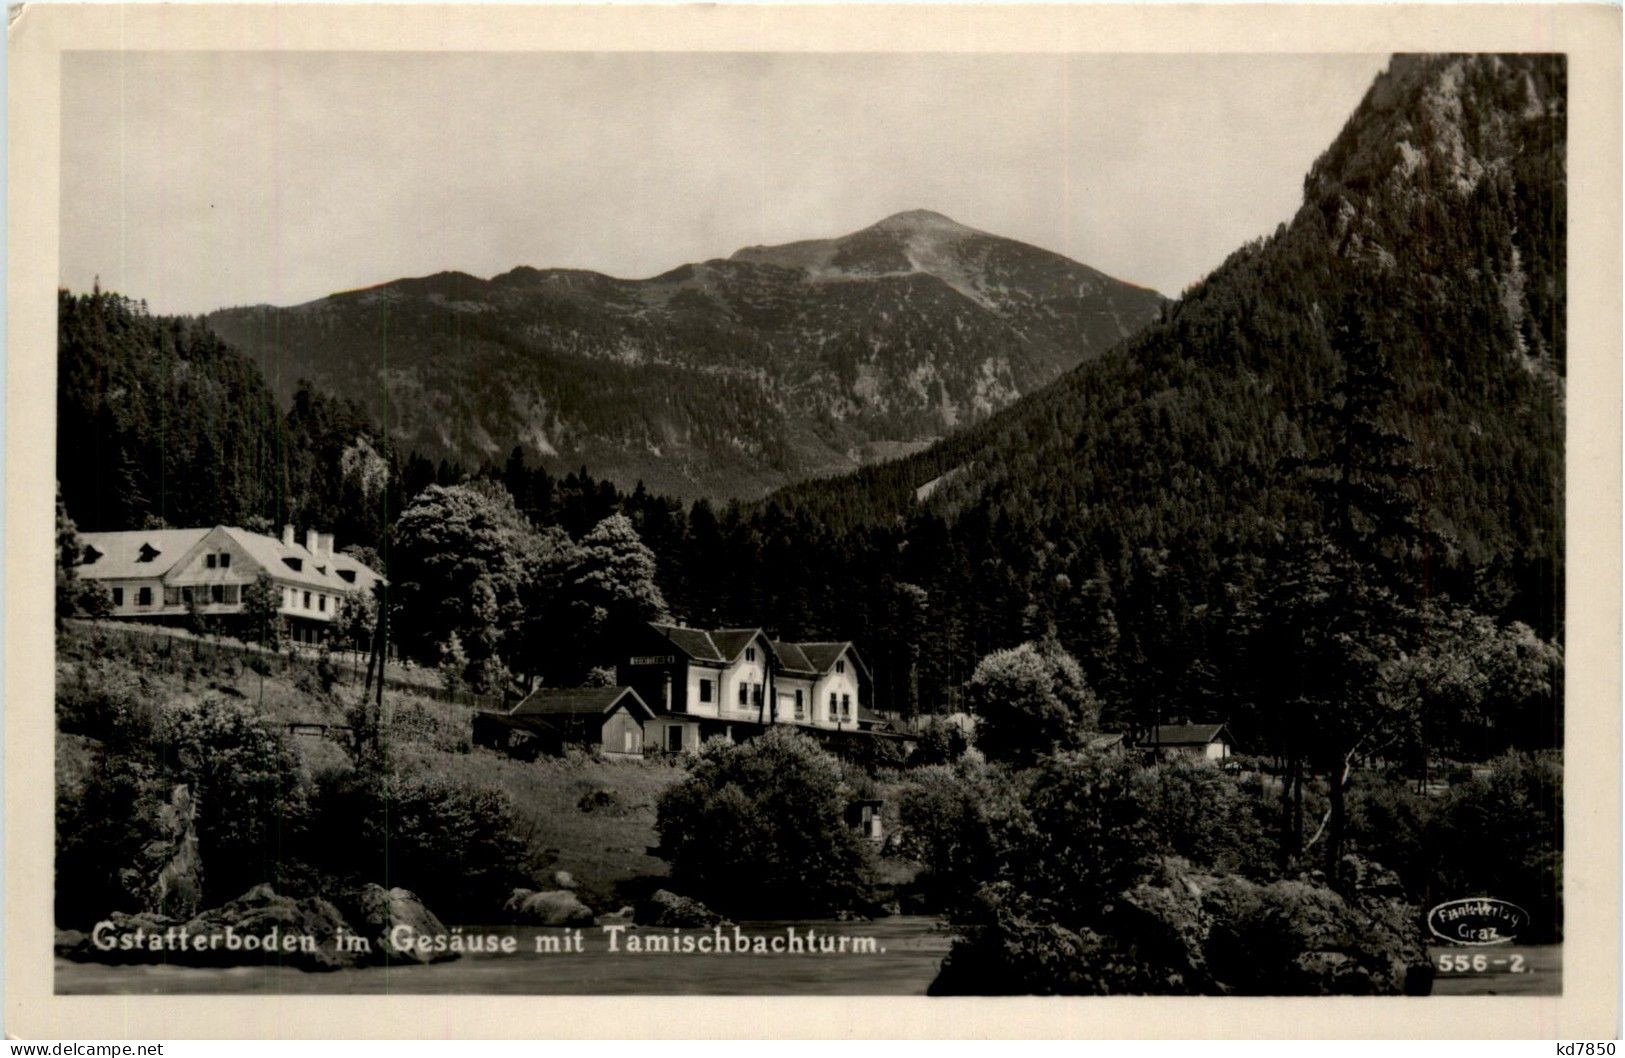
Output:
[{"left": 1426, "top": 898, "right": 1529, "bottom": 946}]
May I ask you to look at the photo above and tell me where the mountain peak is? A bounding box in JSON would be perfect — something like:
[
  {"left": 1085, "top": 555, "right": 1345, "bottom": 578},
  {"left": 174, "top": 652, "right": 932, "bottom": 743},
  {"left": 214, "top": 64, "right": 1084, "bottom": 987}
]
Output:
[{"left": 867, "top": 209, "right": 972, "bottom": 233}]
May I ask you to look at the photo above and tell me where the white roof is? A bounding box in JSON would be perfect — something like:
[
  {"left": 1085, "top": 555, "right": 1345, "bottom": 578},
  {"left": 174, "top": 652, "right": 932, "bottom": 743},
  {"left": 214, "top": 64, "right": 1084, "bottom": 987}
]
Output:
[
  {"left": 75, "top": 528, "right": 209, "bottom": 580},
  {"left": 78, "top": 525, "right": 383, "bottom": 595}
]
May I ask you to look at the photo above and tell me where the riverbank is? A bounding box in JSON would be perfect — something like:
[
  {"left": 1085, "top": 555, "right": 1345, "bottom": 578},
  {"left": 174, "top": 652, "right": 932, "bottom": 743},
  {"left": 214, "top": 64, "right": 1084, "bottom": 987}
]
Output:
[
  {"left": 56, "top": 929, "right": 1561, "bottom": 996},
  {"left": 56, "top": 917, "right": 955, "bottom": 995}
]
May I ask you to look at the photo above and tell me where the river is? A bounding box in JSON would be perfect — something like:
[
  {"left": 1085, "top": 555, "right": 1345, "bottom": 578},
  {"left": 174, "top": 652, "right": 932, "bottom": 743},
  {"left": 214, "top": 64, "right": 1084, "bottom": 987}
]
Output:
[
  {"left": 54, "top": 921, "right": 1560, "bottom": 996},
  {"left": 56, "top": 916, "right": 955, "bottom": 995}
]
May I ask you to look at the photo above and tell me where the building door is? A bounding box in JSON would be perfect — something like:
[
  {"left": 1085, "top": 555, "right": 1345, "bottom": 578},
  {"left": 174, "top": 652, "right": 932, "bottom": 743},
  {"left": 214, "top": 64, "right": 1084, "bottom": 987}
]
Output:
[{"left": 667, "top": 725, "right": 684, "bottom": 752}]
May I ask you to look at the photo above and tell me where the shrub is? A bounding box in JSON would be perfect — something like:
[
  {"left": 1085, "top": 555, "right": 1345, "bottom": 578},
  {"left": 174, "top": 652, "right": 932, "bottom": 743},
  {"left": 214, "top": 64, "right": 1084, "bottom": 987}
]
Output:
[
  {"left": 1136, "top": 760, "right": 1276, "bottom": 877},
  {"left": 910, "top": 717, "right": 969, "bottom": 766},
  {"left": 963, "top": 641, "right": 1100, "bottom": 765},
  {"left": 897, "top": 760, "right": 1031, "bottom": 912},
  {"left": 1345, "top": 780, "right": 1432, "bottom": 897},
  {"left": 656, "top": 728, "right": 877, "bottom": 917},
  {"left": 1429, "top": 751, "right": 1562, "bottom": 941},
  {"left": 55, "top": 661, "right": 159, "bottom": 749},
  {"left": 159, "top": 697, "right": 309, "bottom": 903},
  {"left": 1017, "top": 750, "right": 1156, "bottom": 913},
  {"left": 55, "top": 750, "right": 173, "bottom": 927},
  {"left": 304, "top": 766, "right": 548, "bottom": 922}
]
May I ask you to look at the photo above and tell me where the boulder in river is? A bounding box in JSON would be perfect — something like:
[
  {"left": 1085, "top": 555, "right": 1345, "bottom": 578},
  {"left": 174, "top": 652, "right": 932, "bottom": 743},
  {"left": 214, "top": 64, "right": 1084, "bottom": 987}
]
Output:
[
  {"left": 343, "top": 884, "right": 458, "bottom": 965},
  {"left": 636, "top": 889, "right": 729, "bottom": 928},
  {"left": 61, "top": 885, "right": 356, "bottom": 972},
  {"left": 504, "top": 888, "right": 595, "bottom": 926}
]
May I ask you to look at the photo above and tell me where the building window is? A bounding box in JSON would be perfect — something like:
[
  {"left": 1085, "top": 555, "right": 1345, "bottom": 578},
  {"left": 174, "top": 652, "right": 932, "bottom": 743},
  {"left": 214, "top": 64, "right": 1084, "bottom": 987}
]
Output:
[
  {"left": 137, "top": 587, "right": 152, "bottom": 607},
  {"left": 836, "top": 660, "right": 845, "bottom": 674},
  {"left": 829, "top": 693, "right": 837, "bottom": 721},
  {"left": 111, "top": 587, "right": 124, "bottom": 607},
  {"left": 752, "top": 683, "right": 763, "bottom": 707},
  {"left": 164, "top": 587, "right": 181, "bottom": 606},
  {"left": 738, "top": 682, "right": 749, "bottom": 706},
  {"left": 211, "top": 584, "right": 225, "bottom": 604},
  {"left": 842, "top": 694, "right": 852, "bottom": 718},
  {"left": 206, "top": 554, "right": 217, "bottom": 569},
  {"left": 745, "top": 647, "right": 756, "bottom": 662},
  {"left": 699, "top": 679, "right": 713, "bottom": 703},
  {"left": 303, "top": 590, "right": 312, "bottom": 609},
  {"left": 220, "top": 553, "right": 231, "bottom": 569},
  {"left": 319, "top": 594, "right": 327, "bottom": 613},
  {"left": 181, "top": 587, "right": 195, "bottom": 605},
  {"left": 794, "top": 690, "right": 805, "bottom": 720},
  {"left": 223, "top": 585, "right": 239, "bottom": 605}
]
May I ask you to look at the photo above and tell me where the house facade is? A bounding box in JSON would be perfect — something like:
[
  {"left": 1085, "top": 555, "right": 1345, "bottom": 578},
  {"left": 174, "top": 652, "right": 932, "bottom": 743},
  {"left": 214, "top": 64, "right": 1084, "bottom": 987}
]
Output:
[
  {"left": 616, "top": 623, "right": 894, "bottom": 753},
  {"left": 74, "top": 524, "right": 384, "bottom": 645}
]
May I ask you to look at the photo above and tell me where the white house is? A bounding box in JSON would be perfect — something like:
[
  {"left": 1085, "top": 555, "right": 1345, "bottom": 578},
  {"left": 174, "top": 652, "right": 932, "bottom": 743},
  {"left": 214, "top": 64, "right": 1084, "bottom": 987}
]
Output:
[
  {"left": 616, "top": 623, "right": 890, "bottom": 753},
  {"left": 74, "top": 524, "right": 384, "bottom": 645},
  {"left": 1142, "top": 723, "right": 1234, "bottom": 763}
]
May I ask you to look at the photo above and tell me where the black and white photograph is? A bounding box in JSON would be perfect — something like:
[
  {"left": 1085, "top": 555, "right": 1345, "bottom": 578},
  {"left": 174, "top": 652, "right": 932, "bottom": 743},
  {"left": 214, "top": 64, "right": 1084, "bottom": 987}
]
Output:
[{"left": 9, "top": 2, "right": 1620, "bottom": 1039}]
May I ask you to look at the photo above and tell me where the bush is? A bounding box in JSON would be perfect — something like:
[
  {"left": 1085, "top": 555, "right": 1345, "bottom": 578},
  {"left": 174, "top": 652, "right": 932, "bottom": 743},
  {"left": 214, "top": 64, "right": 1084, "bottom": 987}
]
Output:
[
  {"left": 304, "top": 766, "right": 548, "bottom": 922},
  {"left": 1346, "top": 780, "right": 1432, "bottom": 897},
  {"left": 160, "top": 697, "right": 309, "bottom": 903},
  {"left": 55, "top": 750, "right": 173, "bottom": 927},
  {"left": 910, "top": 717, "right": 969, "bottom": 766},
  {"left": 55, "top": 661, "right": 159, "bottom": 749},
  {"left": 656, "top": 728, "right": 877, "bottom": 917},
  {"left": 897, "top": 760, "right": 1030, "bottom": 913},
  {"left": 1136, "top": 760, "right": 1276, "bottom": 877},
  {"left": 1016, "top": 750, "right": 1157, "bottom": 912},
  {"left": 1429, "top": 751, "right": 1562, "bottom": 941},
  {"left": 963, "top": 641, "right": 1100, "bottom": 765}
]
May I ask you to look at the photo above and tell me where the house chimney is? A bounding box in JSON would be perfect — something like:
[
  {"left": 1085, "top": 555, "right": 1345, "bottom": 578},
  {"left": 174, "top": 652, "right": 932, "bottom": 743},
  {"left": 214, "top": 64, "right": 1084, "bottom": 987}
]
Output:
[
  {"left": 305, "top": 528, "right": 319, "bottom": 553},
  {"left": 318, "top": 533, "right": 335, "bottom": 556},
  {"left": 281, "top": 524, "right": 295, "bottom": 547}
]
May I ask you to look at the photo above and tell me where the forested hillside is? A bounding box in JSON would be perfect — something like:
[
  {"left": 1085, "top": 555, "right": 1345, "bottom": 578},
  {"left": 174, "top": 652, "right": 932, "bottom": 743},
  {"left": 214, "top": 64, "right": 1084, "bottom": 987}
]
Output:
[
  {"left": 737, "top": 53, "right": 1565, "bottom": 714},
  {"left": 57, "top": 289, "right": 401, "bottom": 551}
]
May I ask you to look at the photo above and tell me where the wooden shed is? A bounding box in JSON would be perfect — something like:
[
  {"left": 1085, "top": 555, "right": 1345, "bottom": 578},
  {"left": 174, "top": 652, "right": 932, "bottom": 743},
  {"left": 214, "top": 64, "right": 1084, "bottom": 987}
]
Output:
[{"left": 473, "top": 685, "right": 655, "bottom": 759}]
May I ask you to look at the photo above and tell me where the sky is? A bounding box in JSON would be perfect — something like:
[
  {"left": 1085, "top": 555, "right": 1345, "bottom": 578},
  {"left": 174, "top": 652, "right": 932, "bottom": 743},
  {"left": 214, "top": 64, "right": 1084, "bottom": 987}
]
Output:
[{"left": 60, "top": 51, "right": 1391, "bottom": 315}]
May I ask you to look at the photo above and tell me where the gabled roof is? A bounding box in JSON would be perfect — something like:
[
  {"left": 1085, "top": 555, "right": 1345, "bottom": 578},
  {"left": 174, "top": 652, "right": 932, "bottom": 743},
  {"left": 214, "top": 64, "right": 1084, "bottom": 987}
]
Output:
[
  {"left": 789, "top": 641, "right": 872, "bottom": 682},
  {"left": 510, "top": 685, "right": 654, "bottom": 720},
  {"left": 1146, "top": 723, "right": 1230, "bottom": 747},
  {"left": 648, "top": 624, "right": 771, "bottom": 665},
  {"left": 78, "top": 524, "right": 384, "bottom": 596},
  {"left": 76, "top": 529, "right": 210, "bottom": 579},
  {"left": 770, "top": 640, "right": 818, "bottom": 676}
]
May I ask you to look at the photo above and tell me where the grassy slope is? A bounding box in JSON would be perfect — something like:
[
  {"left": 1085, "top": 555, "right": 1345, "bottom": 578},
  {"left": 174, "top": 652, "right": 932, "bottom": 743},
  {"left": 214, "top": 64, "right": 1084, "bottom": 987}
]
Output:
[{"left": 56, "top": 622, "right": 689, "bottom": 911}]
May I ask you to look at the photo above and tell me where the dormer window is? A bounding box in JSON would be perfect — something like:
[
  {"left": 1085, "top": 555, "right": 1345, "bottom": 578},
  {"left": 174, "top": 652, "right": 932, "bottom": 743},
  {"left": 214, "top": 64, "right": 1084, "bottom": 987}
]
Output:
[
  {"left": 283, "top": 557, "right": 303, "bottom": 572},
  {"left": 80, "top": 545, "right": 102, "bottom": 565},
  {"left": 337, "top": 569, "right": 357, "bottom": 583},
  {"left": 137, "top": 543, "right": 161, "bottom": 563}
]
